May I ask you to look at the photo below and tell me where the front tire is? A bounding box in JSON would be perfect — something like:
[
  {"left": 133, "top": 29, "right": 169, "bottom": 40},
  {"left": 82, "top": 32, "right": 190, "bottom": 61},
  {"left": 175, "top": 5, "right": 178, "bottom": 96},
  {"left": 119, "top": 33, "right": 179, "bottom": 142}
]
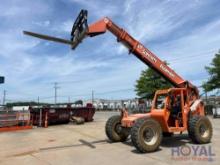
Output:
[
  {"left": 188, "top": 116, "right": 213, "bottom": 144},
  {"left": 131, "top": 118, "right": 162, "bottom": 153},
  {"left": 105, "top": 115, "right": 129, "bottom": 142}
]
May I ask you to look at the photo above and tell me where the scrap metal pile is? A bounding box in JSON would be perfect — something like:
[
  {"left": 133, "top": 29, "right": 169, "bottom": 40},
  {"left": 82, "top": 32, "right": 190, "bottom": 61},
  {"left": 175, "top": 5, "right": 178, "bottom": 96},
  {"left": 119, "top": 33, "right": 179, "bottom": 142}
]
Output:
[{"left": 30, "top": 103, "right": 95, "bottom": 127}]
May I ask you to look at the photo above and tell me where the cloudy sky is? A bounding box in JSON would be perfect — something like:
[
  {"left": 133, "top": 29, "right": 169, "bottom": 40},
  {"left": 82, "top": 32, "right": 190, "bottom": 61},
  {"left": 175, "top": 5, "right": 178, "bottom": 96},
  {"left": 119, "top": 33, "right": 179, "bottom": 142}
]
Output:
[{"left": 0, "top": 0, "right": 220, "bottom": 103}]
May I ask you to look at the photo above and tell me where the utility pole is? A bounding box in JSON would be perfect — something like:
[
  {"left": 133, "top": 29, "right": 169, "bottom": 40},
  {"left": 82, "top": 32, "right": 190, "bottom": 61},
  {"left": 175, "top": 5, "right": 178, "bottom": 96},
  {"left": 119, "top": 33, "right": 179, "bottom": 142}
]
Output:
[
  {"left": 37, "top": 96, "right": 40, "bottom": 108},
  {"left": 38, "top": 96, "right": 42, "bottom": 127},
  {"left": 3, "top": 90, "right": 6, "bottom": 105},
  {"left": 54, "top": 82, "right": 60, "bottom": 104},
  {"left": 92, "top": 90, "right": 94, "bottom": 105},
  {"left": 68, "top": 96, "right": 71, "bottom": 103}
]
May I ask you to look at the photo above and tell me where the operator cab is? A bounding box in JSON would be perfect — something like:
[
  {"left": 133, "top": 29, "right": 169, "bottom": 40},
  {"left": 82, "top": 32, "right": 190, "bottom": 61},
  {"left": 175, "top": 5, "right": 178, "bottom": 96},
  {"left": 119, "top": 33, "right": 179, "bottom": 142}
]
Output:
[{"left": 151, "top": 88, "right": 187, "bottom": 131}]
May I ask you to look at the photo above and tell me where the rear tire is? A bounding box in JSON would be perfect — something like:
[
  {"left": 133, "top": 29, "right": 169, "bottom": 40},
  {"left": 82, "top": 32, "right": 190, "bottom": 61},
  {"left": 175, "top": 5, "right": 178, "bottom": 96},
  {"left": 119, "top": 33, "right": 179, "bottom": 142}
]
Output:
[
  {"left": 131, "top": 118, "right": 162, "bottom": 153},
  {"left": 188, "top": 116, "right": 212, "bottom": 144},
  {"left": 105, "top": 115, "right": 129, "bottom": 142}
]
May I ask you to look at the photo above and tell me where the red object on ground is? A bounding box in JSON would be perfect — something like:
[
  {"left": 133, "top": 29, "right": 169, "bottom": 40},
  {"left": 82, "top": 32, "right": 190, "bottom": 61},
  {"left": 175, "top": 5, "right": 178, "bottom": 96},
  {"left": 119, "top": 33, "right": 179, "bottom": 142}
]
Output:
[
  {"left": 30, "top": 106, "right": 70, "bottom": 126},
  {"left": 30, "top": 104, "right": 95, "bottom": 126},
  {"left": 0, "top": 125, "right": 32, "bottom": 132}
]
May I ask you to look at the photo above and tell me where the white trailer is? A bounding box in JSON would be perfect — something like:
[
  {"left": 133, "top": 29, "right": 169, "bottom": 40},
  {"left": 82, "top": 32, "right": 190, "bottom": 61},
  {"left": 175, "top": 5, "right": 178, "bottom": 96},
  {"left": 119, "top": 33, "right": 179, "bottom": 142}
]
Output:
[{"left": 213, "top": 106, "right": 220, "bottom": 118}]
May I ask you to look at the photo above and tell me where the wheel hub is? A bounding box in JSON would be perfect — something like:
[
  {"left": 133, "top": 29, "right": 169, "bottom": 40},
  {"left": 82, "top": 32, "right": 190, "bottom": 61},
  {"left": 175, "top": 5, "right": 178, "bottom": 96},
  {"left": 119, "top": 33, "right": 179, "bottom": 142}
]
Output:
[
  {"left": 144, "top": 129, "right": 154, "bottom": 142},
  {"left": 143, "top": 127, "right": 158, "bottom": 145},
  {"left": 199, "top": 124, "right": 209, "bottom": 138},
  {"left": 115, "top": 123, "right": 122, "bottom": 134}
]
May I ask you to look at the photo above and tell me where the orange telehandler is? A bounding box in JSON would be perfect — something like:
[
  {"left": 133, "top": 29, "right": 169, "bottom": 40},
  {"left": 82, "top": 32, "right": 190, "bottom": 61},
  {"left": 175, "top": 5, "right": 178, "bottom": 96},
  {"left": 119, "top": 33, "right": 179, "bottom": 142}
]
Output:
[{"left": 24, "top": 10, "right": 213, "bottom": 153}]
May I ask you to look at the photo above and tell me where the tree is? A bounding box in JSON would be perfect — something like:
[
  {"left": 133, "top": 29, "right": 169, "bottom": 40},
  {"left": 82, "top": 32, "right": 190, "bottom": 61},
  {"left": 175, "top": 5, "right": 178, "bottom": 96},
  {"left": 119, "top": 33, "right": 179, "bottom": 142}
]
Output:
[
  {"left": 202, "top": 50, "right": 220, "bottom": 93},
  {"left": 135, "top": 67, "right": 172, "bottom": 99}
]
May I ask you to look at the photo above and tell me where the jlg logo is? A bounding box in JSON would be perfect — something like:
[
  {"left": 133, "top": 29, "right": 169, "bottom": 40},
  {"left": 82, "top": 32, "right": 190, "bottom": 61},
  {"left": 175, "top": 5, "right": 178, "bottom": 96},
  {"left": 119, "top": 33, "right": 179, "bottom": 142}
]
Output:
[
  {"left": 160, "top": 64, "right": 175, "bottom": 78},
  {"left": 137, "top": 44, "right": 157, "bottom": 63}
]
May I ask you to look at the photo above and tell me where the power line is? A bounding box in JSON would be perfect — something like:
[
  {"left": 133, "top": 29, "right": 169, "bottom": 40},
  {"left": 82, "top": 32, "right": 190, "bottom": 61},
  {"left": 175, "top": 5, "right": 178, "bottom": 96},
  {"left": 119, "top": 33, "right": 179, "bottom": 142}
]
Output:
[
  {"left": 95, "top": 88, "right": 133, "bottom": 95},
  {"left": 26, "top": 50, "right": 218, "bottom": 87},
  {"left": 27, "top": 88, "right": 134, "bottom": 102},
  {"left": 53, "top": 88, "right": 134, "bottom": 99},
  {"left": 45, "top": 79, "right": 95, "bottom": 85},
  {"left": 3, "top": 49, "right": 218, "bottom": 103}
]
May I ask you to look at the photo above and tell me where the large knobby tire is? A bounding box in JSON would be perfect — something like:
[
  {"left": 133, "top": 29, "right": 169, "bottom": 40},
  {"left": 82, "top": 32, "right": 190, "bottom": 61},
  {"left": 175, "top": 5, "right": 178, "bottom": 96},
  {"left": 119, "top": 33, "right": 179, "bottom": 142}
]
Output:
[
  {"left": 105, "top": 115, "right": 129, "bottom": 142},
  {"left": 131, "top": 118, "right": 162, "bottom": 153},
  {"left": 188, "top": 116, "right": 213, "bottom": 144}
]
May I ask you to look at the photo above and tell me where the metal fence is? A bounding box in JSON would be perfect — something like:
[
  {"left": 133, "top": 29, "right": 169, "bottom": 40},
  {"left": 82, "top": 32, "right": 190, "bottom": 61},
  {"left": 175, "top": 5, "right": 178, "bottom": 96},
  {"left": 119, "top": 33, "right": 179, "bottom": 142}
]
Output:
[{"left": 0, "top": 110, "right": 30, "bottom": 128}]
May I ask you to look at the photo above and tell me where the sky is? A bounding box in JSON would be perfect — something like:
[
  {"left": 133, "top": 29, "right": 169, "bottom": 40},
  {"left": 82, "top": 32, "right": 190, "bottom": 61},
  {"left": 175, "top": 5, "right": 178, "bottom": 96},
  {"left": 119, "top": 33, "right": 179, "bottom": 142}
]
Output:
[{"left": 0, "top": 0, "right": 220, "bottom": 103}]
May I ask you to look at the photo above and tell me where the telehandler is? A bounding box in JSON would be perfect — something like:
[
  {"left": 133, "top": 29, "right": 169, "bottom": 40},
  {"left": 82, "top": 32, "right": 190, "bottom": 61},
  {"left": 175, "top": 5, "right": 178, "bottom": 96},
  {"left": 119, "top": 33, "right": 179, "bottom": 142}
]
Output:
[{"left": 24, "top": 10, "right": 213, "bottom": 153}]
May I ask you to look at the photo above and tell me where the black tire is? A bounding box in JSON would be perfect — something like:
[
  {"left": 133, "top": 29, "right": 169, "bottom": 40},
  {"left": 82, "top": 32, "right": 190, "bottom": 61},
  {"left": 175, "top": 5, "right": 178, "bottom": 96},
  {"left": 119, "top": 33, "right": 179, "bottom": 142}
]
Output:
[
  {"left": 131, "top": 118, "right": 162, "bottom": 153},
  {"left": 188, "top": 116, "right": 212, "bottom": 144},
  {"left": 105, "top": 115, "right": 129, "bottom": 142},
  {"left": 163, "top": 132, "right": 174, "bottom": 137}
]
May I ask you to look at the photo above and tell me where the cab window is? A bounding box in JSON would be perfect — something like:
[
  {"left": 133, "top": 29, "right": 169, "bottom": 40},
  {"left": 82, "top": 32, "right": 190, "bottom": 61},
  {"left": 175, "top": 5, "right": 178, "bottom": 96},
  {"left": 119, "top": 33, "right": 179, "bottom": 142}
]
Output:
[{"left": 155, "top": 94, "right": 167, "bottom": 109}]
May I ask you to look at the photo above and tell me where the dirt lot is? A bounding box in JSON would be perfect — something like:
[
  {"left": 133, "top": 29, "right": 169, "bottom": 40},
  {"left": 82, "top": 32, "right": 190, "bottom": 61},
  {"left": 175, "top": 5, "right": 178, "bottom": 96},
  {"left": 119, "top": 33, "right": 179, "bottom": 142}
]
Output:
[{"left": 0, "top": 112, "right": 219, "bottom": 165}]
